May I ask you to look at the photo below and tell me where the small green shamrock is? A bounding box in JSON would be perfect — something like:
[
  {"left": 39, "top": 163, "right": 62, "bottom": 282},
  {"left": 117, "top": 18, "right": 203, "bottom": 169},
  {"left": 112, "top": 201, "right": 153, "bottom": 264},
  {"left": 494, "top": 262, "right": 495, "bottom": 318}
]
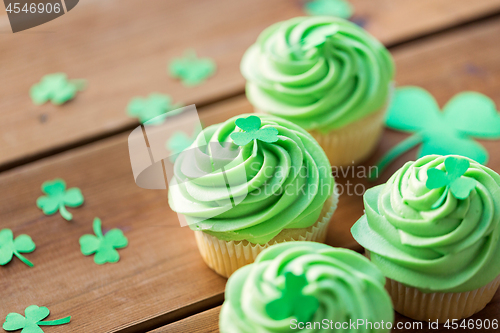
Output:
[
  {"left": 0, "top": 229, "right": 35, "bottom": 267},
  {"left": 166, "top": 129, "right": 199, "bottom": 162},
  {"left": 169, "top": 50, "right": 216, "bottom": 86},
  {"left": 30, "top": 73, "right": 86, "bottom": 105},
  {"left": 372, "top": 87, "right": 500, "bottom": 179},
  {"left": 426, "top": 156, "right": 477, "bottom": 208},
  {"left": 79, "top": 218, "right": 128, "bottom": 265},
  {"left": 304, "top": 0, "right": 354, "bottom": 19},
  {"left": 230, "top": 116, "right": 279, "bottom": 146},
  {"left": 3, "top": 305, "right": 71, "bottom": 333},
  {"left": 127, "top": 93, "right": 183, "bottom": 125},
  {"left": 36, "top": 179, "right": 84, "bottom": 221},
  {"left": 265, "top": 272, "right": 319, "bottom": 323}
]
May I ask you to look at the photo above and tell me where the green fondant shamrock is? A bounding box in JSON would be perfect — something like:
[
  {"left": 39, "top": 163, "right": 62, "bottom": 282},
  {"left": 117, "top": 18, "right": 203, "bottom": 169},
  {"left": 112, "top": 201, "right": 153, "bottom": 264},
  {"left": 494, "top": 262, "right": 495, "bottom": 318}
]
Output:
[
  {"left": 426, "top": 156, "right": 477, "bottom": 209},
  {"left": 304, "top": 0, "right": 354, "bottom": 19},
  {"left": 36, "top": 179, "right": 84, "bottom": 221},
  {"left": 3, "top": 305, "right": 71, "bottom": 333},
  {"left": 0, "top": 229, "right": 35, "bottom": 267},
  {"left": 30, "top": 73, "right": 86, "bottom": 105},
  {"left": 127, "top": 93, "right": 183, "bottom": 125},
  {"left": 169, "top": 50, "right": 216, "bottom": 86},
  {"left": 230, "top": 116, "right": 279, "bottom": 146},
  {"left": 372, "top": 87, "right": 500, "bottom": 179},
  {"left": 79, "top": 218, "right": 128, "bottom": 264},
  {"left": 265, "top": 272, "right": 319, "bottom": 323}
]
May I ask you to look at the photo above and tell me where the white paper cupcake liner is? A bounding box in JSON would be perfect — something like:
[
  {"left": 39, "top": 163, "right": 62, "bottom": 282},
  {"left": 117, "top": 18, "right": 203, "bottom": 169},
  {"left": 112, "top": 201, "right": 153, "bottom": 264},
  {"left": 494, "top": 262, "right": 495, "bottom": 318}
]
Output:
[
  {"left": 194, "top": 192, "right": 339, "bottom": 278},
  {"left": 386, "top": 274, "right": 500, "bottom": 322}
]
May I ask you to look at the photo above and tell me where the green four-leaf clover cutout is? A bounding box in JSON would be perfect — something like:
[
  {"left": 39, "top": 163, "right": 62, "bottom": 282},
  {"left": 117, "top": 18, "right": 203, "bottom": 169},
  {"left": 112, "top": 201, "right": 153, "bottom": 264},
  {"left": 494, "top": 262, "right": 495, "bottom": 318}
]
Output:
[
  {"left": 79, "top": 218, "right": 128, "bottom": 265},
  {"left": 169, "top": 50, "right": 216, "bottom": 86},
  {"left": 373, "top": 87, "right": 500, "bottom": 179},
  {"left": 3, "top": 305, "right": 71, "bottom": 333},
  {"left": 0, "top": 229, "right": 35, "bottom": 267},
  {"left": 304, "top": 0, "right": 354, "bottom": 19},
  {"left": 230, "top": 116, "right": 279, "bottom": 146},
  {"left": 36, "top": 179, "right": 84, "bottom": 221},
  {"left": 30, "top": 73, "right": 86, "bottom": 105},
  {"left": 426, "top": 156, "right": 477, "bottom": 209},
  {"left": 127, "top": 93, "right": 183, "bottom": 125},
  {"left": 265, "top": 272, "right": 319, "bottom": 323}
]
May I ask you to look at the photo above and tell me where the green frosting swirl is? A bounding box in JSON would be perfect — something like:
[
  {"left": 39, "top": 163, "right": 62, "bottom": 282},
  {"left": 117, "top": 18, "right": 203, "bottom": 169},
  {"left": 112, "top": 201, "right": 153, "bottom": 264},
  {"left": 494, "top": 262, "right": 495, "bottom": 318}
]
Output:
[
  {"left": 352, "top": 155, "right": 500, "bottom": 293},
  {"left": 168, "top": 114, "right": 334, "bottom": 244},
  {"left": 241, "top": 16, "right": 395, "bottom": 133},
  {"left": 219, "top": 242, "right": 394, "bottom": 333}
]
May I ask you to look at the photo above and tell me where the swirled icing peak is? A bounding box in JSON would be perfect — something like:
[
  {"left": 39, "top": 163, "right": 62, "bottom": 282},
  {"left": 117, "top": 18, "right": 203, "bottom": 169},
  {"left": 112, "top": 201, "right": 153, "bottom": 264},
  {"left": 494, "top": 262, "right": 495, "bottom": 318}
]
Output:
[
  {"left": 241, "top": 16, "right": 395, "bottom": 133},
  {"left": 168, "top": 114, "right": 334, "bottom": 244},
  {"left": 352, "top": 155, "right": 500, "bottom": 293},
  {"left": 219, "top": 242, "right": 393, "bottom": 333}
]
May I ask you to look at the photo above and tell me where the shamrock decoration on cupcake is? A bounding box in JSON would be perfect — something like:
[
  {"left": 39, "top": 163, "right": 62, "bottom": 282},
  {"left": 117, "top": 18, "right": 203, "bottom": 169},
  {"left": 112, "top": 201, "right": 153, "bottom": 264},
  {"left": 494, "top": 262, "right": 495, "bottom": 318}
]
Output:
[
  {"left": 426, "top": 156, "right": 477, "bottom": 208},
  {"left": 230, "top": 115, "right": 278, "bottom": 146}
]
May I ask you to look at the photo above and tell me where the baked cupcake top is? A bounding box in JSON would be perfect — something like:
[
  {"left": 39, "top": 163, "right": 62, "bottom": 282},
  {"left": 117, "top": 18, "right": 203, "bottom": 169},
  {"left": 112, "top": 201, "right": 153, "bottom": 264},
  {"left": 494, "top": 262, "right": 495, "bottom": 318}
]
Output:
[
  {"left": 241, "top": 16, "right": 395, "bottom": 133},
  {"left": 352, "top": 155, "right": 500, "bottom": 293},
  {"left": 168, "top": 114, "right": 334, "bottom": 244},
  {"left": 219, "top": 242, "right": 393, "bottom": 333}
]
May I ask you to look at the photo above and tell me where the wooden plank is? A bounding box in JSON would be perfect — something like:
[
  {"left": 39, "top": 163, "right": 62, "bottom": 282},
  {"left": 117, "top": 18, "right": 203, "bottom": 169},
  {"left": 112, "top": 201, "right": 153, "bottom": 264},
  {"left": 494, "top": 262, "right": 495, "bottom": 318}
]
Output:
[
  {"left": 3, "top": 15, "right": 500, "bottom": 333},
  {"left": 152, "top": 292, "right": 500, "bottom": 332},
  {"left": 2, "top": 0, "right": 500, "bottom": 168}
]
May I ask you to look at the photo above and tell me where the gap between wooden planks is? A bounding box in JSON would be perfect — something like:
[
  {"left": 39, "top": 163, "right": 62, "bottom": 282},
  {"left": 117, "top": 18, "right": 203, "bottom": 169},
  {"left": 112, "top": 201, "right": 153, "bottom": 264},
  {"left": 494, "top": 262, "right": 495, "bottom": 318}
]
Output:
[
  {"left": 2, "top": 15, "right": 500, "bottom": 332},
  {"left": 2, "top": 0, "right": 500, "bottom": 170}
]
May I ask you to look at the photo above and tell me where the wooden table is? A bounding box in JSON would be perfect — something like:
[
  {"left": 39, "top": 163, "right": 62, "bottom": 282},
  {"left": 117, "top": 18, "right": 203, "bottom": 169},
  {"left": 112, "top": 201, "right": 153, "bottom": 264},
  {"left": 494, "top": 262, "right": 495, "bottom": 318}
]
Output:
[{"left": 1, "top": 0, "right": 500, "bottom": 332}]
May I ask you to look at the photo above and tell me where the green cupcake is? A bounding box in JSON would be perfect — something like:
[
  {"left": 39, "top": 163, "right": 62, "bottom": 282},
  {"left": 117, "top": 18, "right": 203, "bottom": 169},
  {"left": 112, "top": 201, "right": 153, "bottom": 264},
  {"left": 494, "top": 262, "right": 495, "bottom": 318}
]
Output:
[
  {"left": 241, "top": 16, "right": 395, "bottom": 166},
  {"left": 168, "top": 114, "right": 337, "bottom": 277},
  {"left": 352, "top": 155, "right": 500, "bottom": 321},
  {"left": 220, "top": 242, "right": 394, "bottom": 332}
]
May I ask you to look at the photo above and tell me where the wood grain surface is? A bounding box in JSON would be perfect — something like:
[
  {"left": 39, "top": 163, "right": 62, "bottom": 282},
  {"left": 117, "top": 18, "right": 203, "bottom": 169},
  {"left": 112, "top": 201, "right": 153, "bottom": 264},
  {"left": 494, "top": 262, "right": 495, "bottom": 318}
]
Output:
[
  {"left": 1, "top": 0, "right": 500, "bottom": 169},
  {"left": 2, "top": 1, "right": 500, "bottom": 333},
  {"left": 2, "top": 15, "right": 500, "bottom": 331}
]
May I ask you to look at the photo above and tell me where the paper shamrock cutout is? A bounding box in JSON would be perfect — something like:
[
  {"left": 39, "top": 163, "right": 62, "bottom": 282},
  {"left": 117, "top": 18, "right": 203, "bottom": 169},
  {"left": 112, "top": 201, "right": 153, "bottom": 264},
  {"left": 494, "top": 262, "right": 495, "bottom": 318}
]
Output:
[
  {"left": 265, "top": 272, "right": 319, "bottom": 323},
  {"left": 304, "top": 0, "right": 354, "bottom": 19},
  {"left": 169, "top": 50, "right": 216, "bottom": 86},
  {"left": 0, "top": 229, "right": 35, "bottom": 267},
  {"left": 79, "top": 218, "right": 128, "bottom": 264},
  {"left": 127, "top": 93, "right": 183, "bottom": 125},
  {"left": 230, "top": 116, "right": 279, "bottom": 146},
  {"left": 166, "top": 129, "right": 199, "bottom": 162},
  {"left": 36, "top": 179, "right": 84, "bottom": 221},
  {"left": 372, "top": 87, "right": 500, "bottom": 179},
  {"left": 3, "top": 305, "right": 71, "bottom": 333},
  {"left": 30, "top": 73, "right": 86, "bottom": 105},
  {"left": 426, "top": 156, "right": 477, "bottom": 208}
]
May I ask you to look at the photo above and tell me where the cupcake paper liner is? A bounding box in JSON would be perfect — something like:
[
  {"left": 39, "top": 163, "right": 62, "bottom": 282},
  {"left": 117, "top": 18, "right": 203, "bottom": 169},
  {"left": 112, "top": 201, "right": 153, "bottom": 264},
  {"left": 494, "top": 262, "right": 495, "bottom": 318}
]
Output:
[
  {"left": 386, "top": 274, "right": 500, "bottom": 322},
  {"left": 194, "top": 192, "right": 339, "bottom": 278},
  {"left": 308, "top": 107, "right": 387, "bottom": 167}
]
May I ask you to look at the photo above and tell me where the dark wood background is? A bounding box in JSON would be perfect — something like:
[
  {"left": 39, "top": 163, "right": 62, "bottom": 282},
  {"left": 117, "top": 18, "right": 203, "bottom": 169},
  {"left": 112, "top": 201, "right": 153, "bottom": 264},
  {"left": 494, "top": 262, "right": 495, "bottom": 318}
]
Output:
[{"left": 1, "top": 0, "right": 500, "bottom": 332}]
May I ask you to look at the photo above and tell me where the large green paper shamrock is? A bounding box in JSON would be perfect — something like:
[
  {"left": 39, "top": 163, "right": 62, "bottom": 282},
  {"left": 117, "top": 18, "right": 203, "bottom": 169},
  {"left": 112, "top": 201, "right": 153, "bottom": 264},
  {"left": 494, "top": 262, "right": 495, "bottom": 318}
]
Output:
[
  {"left": 3, "top": 305, "right": 71, "bottom": 333},
  {"left": 30, "top": 73, "right": 86, "bottom": 105},
  {"left": 127, "top": 93, "right": 182, "bottom": 125},
  {"left": 0, "top": 229, "right": 35, "bottom": 267},
  {"left": 36, "top": 179, "right": 84, "bottom": 221},
  {"left": 79, "top": 218, "right": 128, "bottom": 265},
  {"left": 304, "top": 0, "right": 354, "bottom": 19},
  {"left": 230, "top": 116, "right": 279, "bottom": 146},
  {"left": 373, "top": 87, "right": 500, "bottom": 179},
  {"left": 265, "top": 272, "right": 319, "bottom": 323},
  {"left": 426, "top": 156, "right": 477, "bottom": 209},
  {"left": 169, "top": 50, "right": 216, "bottom": 86}
]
